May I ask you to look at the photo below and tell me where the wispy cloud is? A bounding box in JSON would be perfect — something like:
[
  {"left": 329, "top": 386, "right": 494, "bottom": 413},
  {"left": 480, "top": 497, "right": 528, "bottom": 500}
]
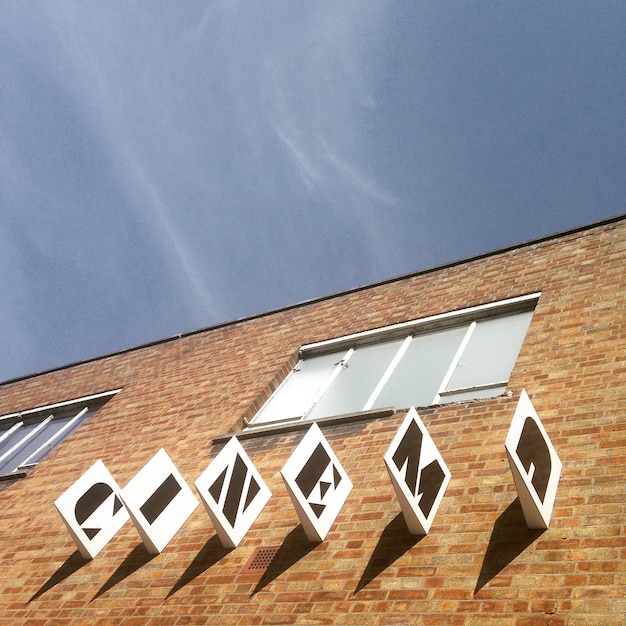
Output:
[
  {"left": 272, "top": 123, "right": 325, "bottom": 194},
  {"left": 3, "top": 1, "right": 622, "bottom": 383},
  {"left": 321, "top": 140, "right": 397, "bottom": 208},
  {"left": 40, "top": 5, "right": 225, "bottom": 324},
  {"left": 256, "top": 4, "right": 398, "bottom": 235},
  {"left": 116, "top": 145, "right": 225, "bottom": 323}
]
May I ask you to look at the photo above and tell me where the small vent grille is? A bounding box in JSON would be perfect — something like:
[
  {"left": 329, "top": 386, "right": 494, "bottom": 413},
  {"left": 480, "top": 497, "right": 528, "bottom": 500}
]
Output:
[{"left": 243, "top": 546, "right": 280, "bottom": 573}]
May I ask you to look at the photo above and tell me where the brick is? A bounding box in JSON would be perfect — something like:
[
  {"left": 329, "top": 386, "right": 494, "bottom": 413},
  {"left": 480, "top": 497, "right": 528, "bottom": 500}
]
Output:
[
  {"left": 0, "top": 218, "right": 624, "bottom": 624},
  {"left": 567, "top": 616, "right": 624, "bottom": 626}
]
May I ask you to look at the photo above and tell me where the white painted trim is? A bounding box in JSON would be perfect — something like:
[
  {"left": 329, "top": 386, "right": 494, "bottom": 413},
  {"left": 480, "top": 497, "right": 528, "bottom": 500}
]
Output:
[
  {"left": 19, "top": 407, "right": 89, "bottom": 468},
  {"left": 362, "top": 336, "right": 413, "bottom": 411},
  {"left": 0, "top": 389, "right": 121, "bottom": 424},
  {"left": 303, "top": 349, "right": 354, "bottom": 419},
  {"left": 0, "top": 421, "right": 23, "bottom": 446},
  {"left": 301, "top": 293, "right": 540, "bottom": 355},
  {"left": 431, "top": 322, "right": 476, "bottom": 405},
  {"left": 0, "top": 415, "right": 53, "bottom": 465},
  {"left": 439, "top": 380, "right": 509, "bottom": 396}
]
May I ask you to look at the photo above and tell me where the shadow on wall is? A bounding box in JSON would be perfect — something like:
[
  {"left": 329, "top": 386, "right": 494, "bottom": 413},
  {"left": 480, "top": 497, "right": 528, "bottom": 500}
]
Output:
[
  {"left": 29, "top": 550, "right": 89, "bottom": 602},
  {"left": 92, "top": 544, "right": 157, "bottom": 601},
  {"left": 29, "top": 499, "right": 545, "bottom": 603},
  {"left": 475, "top": 497, "right": 545, "bottom": 594},
  {"left": 30, "top": 545, "right": 157, "bottom": 604},
  {"left": 251, "top": 525, "right": 319, "bottom": 595},
  {"left": 167, "top": 535, "right": 233, "bottom": 598},
  {"left": 355, "top": 513, "right": 424, "bottom": 593},
  {"left": 249, "top": 514, "right": 424, "bottom": 597}
]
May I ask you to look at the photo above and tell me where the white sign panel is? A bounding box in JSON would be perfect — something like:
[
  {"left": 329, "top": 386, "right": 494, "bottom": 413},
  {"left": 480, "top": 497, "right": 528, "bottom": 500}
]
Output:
[
  {"left": 120, "top": 449, "right": 198, "bottom": 554},
  {"left": 384, "top": 407, "right": 451, "bottom": 535},
  {"left": 54, "top": 460, "right": 129, "bottom": 560},
  {"left": 281, "top": 422, "right": 352, "bottom": 542},
  {"left": 505, "top": 389, "right": 562, "bottom": 529},
  {"left": 195, "top": 437, "right": 271, "bottom": 548}
]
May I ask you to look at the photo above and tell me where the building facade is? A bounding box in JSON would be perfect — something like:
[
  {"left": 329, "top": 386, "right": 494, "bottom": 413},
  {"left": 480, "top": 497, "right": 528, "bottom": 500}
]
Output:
[{"left": 0, "top": 216, "right": 624, "bottom": 625}]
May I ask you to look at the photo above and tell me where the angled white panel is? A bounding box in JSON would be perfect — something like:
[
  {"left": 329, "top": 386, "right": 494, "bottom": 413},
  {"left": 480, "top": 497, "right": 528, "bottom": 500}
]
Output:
[
  {"left": 54, "top": 460, "right": 129, "bottom": 560},
  {"left": 120, "top": 449, "right": 198, "bottom": 554},
  {"left": 281, "top": 423, "right": 352, "bottom": 542},
  {"left": 195, "top": 437, "right": 271, "bottom": 548},
  {"left": 505, "top": 389, "right": 562, "bottom": 529},
  {"left": 384, "top": 407, "right": 451, "bottom": 535}
]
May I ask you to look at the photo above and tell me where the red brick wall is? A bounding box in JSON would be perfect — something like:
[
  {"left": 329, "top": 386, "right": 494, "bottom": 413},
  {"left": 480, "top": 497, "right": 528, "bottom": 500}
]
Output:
[{"left": 0, "top": 218, "right": 624, "bottom": 625}]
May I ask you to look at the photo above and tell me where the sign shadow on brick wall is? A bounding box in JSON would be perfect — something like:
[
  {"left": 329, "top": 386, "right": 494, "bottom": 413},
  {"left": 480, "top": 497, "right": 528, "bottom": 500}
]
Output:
[
  {"left": 91, "top": 544, "right": 157, "bottom": 601},
  {"left": 29, "top": 550, "right": 88, "bottom": 602},
  {"left": 354, "top": 513, "right": 424, "bottom": 594},
  {"left": 166, "top": 535, "right": 233, "bottom": 598},
  {"left": 474, "top": 498, "right": 545, "bottom": 594},
  {"left": 250, "top": 525, "right": 318, "bottom": 595}
]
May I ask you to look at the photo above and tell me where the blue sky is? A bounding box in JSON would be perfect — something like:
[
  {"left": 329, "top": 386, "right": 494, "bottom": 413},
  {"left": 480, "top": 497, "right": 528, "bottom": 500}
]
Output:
[{"left": 1, "top": 2, "right": 624, "bottom": 384}]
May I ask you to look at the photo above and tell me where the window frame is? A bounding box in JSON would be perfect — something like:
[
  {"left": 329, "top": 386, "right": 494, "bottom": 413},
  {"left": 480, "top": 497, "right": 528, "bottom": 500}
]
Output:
[
  {"left": 0, "top": 389, "right": 120, "bottom": 478},
  {"left": 250, "top": 293, "right": 539, "bottom": 427}
]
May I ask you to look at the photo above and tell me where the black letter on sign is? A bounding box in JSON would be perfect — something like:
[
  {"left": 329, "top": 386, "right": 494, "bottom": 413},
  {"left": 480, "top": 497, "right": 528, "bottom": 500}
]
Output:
[
  {"left": 516, "top": 417, "right": 551, "bottom": 503},
  {"left": 417, "top": 460, "right": 445, "bottom": 519},
  {"left": 392, "top": 420, "right": 423, "bottom": 495},
  {"left": 392, "top": 419, "right": 444, "bottom": 519},
  {"left": 140, "top": 474, "right": 182, "bottom": 524},
  {"left": 295, "top": 443, "right": 340, "bottom": 519},
  {"left": 208, "top": 453, "right": 261, "bottom": 528},
  {"left": 75, "top": 482, "right": 124, "bottom": 540}
]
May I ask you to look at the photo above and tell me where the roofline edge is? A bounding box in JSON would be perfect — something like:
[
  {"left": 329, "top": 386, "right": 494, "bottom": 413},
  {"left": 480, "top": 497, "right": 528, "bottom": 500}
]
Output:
[{"left": 2, "top": 212, "right": 624, "bottom": 387}]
